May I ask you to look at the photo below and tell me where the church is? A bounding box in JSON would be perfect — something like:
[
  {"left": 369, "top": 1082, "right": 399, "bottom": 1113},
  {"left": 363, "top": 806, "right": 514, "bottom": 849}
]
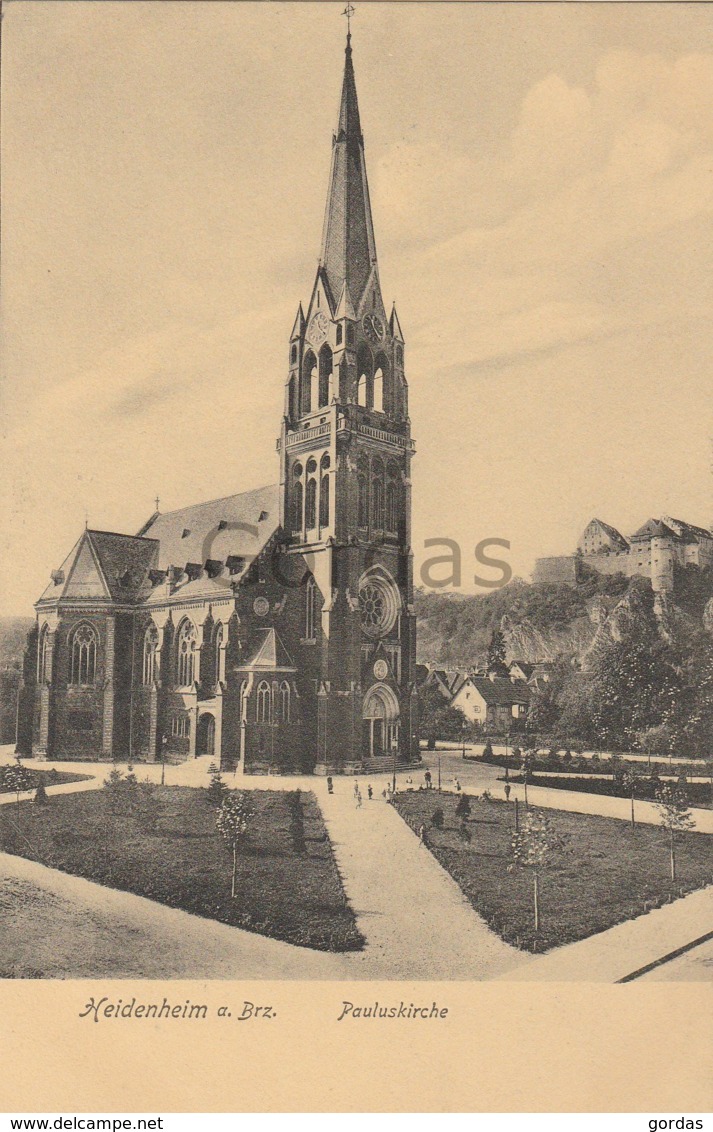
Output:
[{"left": 16, "top": 32, "right": 420, "bottom": 776}]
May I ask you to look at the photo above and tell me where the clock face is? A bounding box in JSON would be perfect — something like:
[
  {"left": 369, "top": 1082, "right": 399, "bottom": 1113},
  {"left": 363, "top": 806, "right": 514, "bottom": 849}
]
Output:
[
  {"left": 308, "top": 311, "right": 329, "bottom": 346},
  {"left": 362, "top": 312, "right": 384, "bottom": 344},
  {"left": 253, "top": 596, "right": 270, "bottom": 617}
]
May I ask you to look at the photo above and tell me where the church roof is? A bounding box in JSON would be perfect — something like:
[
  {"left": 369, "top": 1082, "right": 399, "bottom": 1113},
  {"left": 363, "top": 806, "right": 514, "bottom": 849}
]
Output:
[
  {"left": 37, "top": 529, "right": 158, "bottom": 606},
  {"left": 319, "top": 35, "right": 378, "bottom": 312},
  {"left": 138, "top": 484, "right": 279, "bottom": 575}
]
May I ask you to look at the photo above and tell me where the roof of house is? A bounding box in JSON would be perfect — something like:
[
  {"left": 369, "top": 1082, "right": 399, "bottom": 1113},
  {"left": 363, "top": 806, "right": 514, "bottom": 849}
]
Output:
[
  {"left": 459, "top": 676, "right": 532, "bottom": 706},
  {"left": 509, "top": 660, "right": 534, "bottom": 679}
]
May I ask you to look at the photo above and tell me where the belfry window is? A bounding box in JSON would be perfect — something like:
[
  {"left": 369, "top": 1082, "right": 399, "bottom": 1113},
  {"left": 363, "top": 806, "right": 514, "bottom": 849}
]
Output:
[
  {"left": 371, "top": 458, "right": 385, "bottom": 529},
  {"left": 357, "top": 344, "right": 373, "bottom": 408},
  {"left": 70, "top": 623, "right": 97, "bottom": 686},
  {"left": 177, "top": 619, "right": 197, "bottom": 686},
  {"left": 336, "top": 323, "right": 343, "bottom": 346},
  {"left": 386, "top": 462, "right": 400, "bottom": 533},
  {"left": 306, "top": 459, "right": 317, "bottom": 528},
  {"left": 319, "top": 454, "right": 330, "bottom": 527},
  {"left": 292, "top": 463, "right": 303, "bottom": 533},
  {"left": 318, "top": 345, "right": 332, "bottom": 408},
  {"left": 302, "top": 350, "right": 317, "bottom": 415},
  {"left": 143, "top": 624, "right": 158, "bottom": 686}
]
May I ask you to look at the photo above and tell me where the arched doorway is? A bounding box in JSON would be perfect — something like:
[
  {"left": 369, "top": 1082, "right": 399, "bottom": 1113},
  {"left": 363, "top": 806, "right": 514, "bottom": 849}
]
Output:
[
  {"left": 362, "top": 684, "right": 400, "bottom": 759},
  {"left": 196, "top": 713, "right": 215, "bottom": 758}
]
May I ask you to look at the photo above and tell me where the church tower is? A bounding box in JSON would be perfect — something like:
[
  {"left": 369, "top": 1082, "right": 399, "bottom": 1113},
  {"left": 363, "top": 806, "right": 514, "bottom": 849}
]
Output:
[{"left": 278, "top": 30, "right": 418, "bottom": 773}]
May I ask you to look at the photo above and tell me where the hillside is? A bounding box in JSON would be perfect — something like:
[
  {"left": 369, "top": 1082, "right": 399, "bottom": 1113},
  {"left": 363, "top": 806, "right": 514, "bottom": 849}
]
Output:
[
  {"left": 415, "top": 572, "right": 632, "bottom": 668},
  {"left": 415, "top": 564, "right": 713, "bottom": 669}
]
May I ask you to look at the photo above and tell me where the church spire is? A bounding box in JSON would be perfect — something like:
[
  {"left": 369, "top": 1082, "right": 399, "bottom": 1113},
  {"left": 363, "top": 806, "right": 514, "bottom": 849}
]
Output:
[{"left": 319, "top": 31, "right": 378, "bottom": 314}]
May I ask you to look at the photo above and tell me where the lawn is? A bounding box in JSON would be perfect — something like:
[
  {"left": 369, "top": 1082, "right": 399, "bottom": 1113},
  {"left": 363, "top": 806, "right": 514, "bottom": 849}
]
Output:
[
  {"left": 507, "top": 773, "right": 713, "bottom": 809},
  {"left": 0, "top": 786, "right": 363, "bottom": 953},
  {"left": 393, "top": 792, "right": 713, "bottom": 953},
  {"left": 0, "top": 766, "right": 92, "bottom": 793}
]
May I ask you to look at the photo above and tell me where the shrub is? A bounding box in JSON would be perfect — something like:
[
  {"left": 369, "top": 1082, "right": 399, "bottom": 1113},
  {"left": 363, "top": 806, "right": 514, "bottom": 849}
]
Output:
[
  {"left": 482, "top": 742, "right": 494, "bottom": 759},
  {"left": 431, "top": 807, "right": 444, "bottom": 830},
  {"left": 455, "top": 793, "right": 471, "bottom": 819},
  {"left": 34, "top": 780, "right": 49, "bottom": 805}
]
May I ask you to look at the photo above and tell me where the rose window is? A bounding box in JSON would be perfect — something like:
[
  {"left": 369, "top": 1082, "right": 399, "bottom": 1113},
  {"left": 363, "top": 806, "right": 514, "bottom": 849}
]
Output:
[{"left": 359, "top": 574, "right": 399, "bottom": 639}]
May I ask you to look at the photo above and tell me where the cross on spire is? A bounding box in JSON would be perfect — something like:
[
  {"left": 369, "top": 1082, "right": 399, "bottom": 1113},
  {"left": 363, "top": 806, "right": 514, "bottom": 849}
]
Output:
[{"left": 342, "top": 3, "right": 355, "bottom": 39}]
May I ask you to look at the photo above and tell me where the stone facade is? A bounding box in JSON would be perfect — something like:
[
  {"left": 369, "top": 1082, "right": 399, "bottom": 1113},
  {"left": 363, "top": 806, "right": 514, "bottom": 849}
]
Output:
[{"left": 17, "top": 35, "right": 420, "bottom": 775}]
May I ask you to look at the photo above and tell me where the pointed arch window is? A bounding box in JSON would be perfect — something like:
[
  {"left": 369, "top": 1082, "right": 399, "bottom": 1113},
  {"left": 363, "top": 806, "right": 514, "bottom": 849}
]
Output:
[
  {"left": 214, "top": 622, "right": 224, "bottom": 684},
  {"left": 176, "top": 619, "right": 197, "bottom": 686},
  {"left": 143, "top": 624, "right": 158, "bottom": 686},
  {"left": 279, "top": 680, "right": 291, "bottom": 723},
  {"left": 318, "top": 344, "right": 332, "bottom": 408},
  {"left": 306, "top": 476, "right": 317, "bottom": 529},
  {"left": 336, "top": 323, "right": 343, "bottom": 346},
  {"left": 256, "top": 680, "right": 271, "bottom": 723},
  {"left": 357, "top": 344, "right": 373, "bottom": 408},
  {"left": 386, "top": 462, "right": 400, "bottom": 533},
  {"left": 291, "top": 463, "right": 304, "bottom": 533},
  {"left": 290, "top": 344, "right": 297, "bottom": 364},
  {"left": 70, "top": 623, "right": 97, "bottom": 686},
  {"left": 319, "top": 453, "right": 330, "bottom": 527},
  {"left": 288, "top": 374, "right": 297, "bottom": 420},
  {"left": 371, "top": 458, "right": 385, "bottom": 529},
  {"left": 374, "top": 353, "right": 389, "bottom": 415},
  {"left": 305, "top": 576, "right": 317, "bottom": 641},
  {"left": 302, "top": 350, "right": 317, "bottom": 415},
  {"left": 38, "top": 624, "right": 50, "bottom": 683}
]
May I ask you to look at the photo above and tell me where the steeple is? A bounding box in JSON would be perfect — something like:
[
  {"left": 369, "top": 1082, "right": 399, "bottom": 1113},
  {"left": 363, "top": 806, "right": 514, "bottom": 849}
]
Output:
[{"left": 319, "top": 33, "right": 378, "bottom": 313}]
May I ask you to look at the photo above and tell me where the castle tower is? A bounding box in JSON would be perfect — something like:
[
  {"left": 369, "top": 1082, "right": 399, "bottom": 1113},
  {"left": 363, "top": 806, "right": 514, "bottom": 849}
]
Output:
[{"left": 278, "top": 31, "right": 418, "bottom": 773}]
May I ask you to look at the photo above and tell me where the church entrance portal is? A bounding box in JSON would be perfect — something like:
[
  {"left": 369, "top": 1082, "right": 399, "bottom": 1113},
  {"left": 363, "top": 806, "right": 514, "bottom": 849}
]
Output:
[
  {"left": 362, "top": 684, "right": 400, "bottom": 760},
  {"left": 196, "top": 713, "right": 215, "bottom": 759}
]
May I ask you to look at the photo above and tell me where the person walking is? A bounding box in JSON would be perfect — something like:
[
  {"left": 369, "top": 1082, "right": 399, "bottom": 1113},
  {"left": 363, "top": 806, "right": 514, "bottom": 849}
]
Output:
[
  {"left": 418, "top": 822, "right": 427, "bottom": 847},
  {"left": 327, "top": 775, "right": 333, "bottom": 795},
  {"left": 504, "top": 782, "right": 511, "bottom": 803},
  {"left": 424, "top": 770, "right": 432, "bottom": 790},
  {"left": 353, "top": 778, "right": 359, "bottom": 799},
  {"left": 355, "top": 788, "right": 362, "bottom": 809},
  {"left": 367, "top": 784, "right": 373, "bottom": 801}
]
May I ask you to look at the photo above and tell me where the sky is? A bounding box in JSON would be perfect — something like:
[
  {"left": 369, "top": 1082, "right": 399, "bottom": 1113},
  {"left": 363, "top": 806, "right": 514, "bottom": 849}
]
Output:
[{"left": 2, "top": 1, "right": 712, "bottom": 615}]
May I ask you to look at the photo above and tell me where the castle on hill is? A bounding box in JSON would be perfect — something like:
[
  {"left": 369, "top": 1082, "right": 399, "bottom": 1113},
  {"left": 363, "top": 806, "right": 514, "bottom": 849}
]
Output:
[{"left": 533, "top": 516, "right": 713, "bottom": 593}]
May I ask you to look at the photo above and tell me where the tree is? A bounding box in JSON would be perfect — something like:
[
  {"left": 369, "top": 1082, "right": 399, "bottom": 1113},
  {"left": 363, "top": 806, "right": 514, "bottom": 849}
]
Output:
[
  {"left": 487, "top": 630, "right": 508, "bottom": 676},
  {"left": 136, "top": 780, "right": 160, "bottom": 834},
  {"left": 216, "top": 791, "right": 251, "bottom": 899},
  {"left": 509, "top": 809, "right": 567, "bottom": 934},
  {"left": 655, "top": 784, "right": 695, "bottom": 881},
  {"left": 455, "top": 792, "right": 472, "bottom": 820},
  {"left": 104, "top": 765, "right": 128, "bottom": 816},
  {"left": 34, "top": 779, "right": 49, "bottom": 805},
  {"left": 3, "top": 759, "right": 36, "bottom": 824}
]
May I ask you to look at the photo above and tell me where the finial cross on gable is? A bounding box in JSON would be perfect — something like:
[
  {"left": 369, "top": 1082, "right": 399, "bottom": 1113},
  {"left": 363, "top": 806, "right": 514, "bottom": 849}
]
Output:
[{"left": 342, "top": 3, "right": 355, "bottom": 37}]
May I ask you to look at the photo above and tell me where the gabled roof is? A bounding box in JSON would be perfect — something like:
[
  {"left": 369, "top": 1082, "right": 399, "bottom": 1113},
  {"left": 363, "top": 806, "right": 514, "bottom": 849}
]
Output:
[
  {"left": 662, "top": 516, "right": 712, "bottom": 542},
  {"left": 460, "top": 676, "right": 532, "bottom": 706},
  {"left": 138, "top": 484, "right": 279, "bottom": 576},
  {"left": 240, "top": 628, "right": 295, "bottom": 670},
  {"left": 508, "top": 660, "right": 534, "bottom": 679},
  {"left": 630, "top": 518, "right": 677, "bottom": 541}
]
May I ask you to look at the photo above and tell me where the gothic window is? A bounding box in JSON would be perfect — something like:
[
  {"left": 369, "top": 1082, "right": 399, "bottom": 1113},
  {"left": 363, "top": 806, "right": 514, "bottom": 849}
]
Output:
[
  {"left": 239, "top": 679, "right": 250, "bottom": 719},
  {"left": 302, "top": 350, "right": 317, "bottom": 415},
  {"left": 358, "top": 474, "right": 369, "bottom": 527},
  {"left": 38, "top": 624, "right": 50, "bottom": 683},
  {"left": 357, "top": 344, "right": 373, "bottom": 407},
  {"left": 306, "top": 473, "right": 317, "bottom": 529},
  {"left": 256, "top": 680, "right": 271, "bottom": 723},
  {"left": 214, "top": 622, "right": 224, "bottom": 684},
  {"left": 336, "top": 323, "right": 343, "bottom": 346},
  {"left": 373, "top": 367, "right": 384, "bottom": 413},
  {"left": 318, "top": 344, "right": 332, "bottom": 408},
  {"left": 396, "top": 345, "right": 403, "bottom": 367},
  {"left": 279, "top": 680, "right": 291, "bottom": 723},
  {"left": 143, "top": 624, "right": 158, "bottom": 686},
  {"left": 305, "top": 575, "right": 317, "bottom": 641},
  {"left": 374, "top": 353, "right": 389, "bottom": 414},
  {"left": 319, "top": 453, "right": 330, "bottom": 527},
  {"left": 371, "top": 457, "right": 385, "bottom": 529},
  {"left": 288, "top": 375, "right": 297, "bottom": 419},
  {"left": 176, "top": 619, "right": 197, "bottom": 686},
  {"left": 386, "top": 462, "right": 400, "bottom": 532},
  {"left": 290, "top": 344, "right": 297, "bottom": 364},
  {"left": 172, "top": 716, "right": 189, "bottom": 738},
  {"left": 291, "top": 463, "right": 303, "bottom": 533},
  {"left": 70, "top": 622, "right": 97, "bottom": 686},
  {"left": 359, "top": 572, "right": 400, "bottom": 639}
]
